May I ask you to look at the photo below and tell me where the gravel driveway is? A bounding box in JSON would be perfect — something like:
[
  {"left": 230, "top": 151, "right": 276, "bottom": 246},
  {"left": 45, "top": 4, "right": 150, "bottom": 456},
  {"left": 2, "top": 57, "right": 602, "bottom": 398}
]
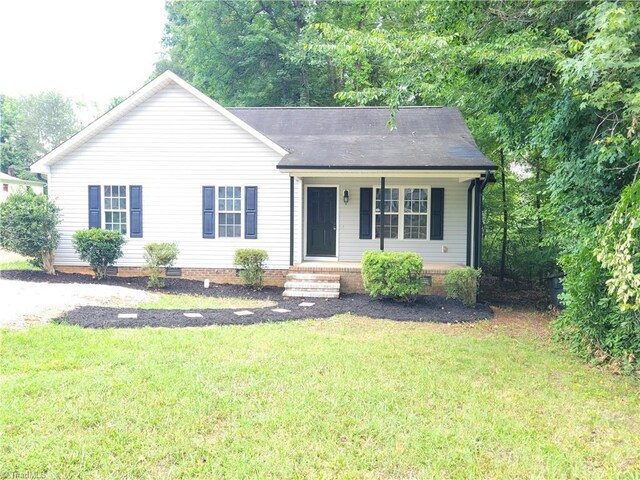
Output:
[{"left": 0, "top": 278, "right": 156, "bottom": 329}]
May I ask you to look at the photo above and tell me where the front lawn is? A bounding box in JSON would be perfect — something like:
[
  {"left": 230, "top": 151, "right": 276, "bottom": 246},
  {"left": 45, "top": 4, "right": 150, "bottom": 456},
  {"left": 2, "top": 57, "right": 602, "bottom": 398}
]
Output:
[{"left": 1, "top": 313, "right": 639, "bottom": 478}]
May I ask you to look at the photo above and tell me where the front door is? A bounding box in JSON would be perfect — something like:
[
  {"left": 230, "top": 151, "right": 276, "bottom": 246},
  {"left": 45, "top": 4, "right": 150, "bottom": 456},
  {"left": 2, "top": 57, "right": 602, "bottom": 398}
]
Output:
[{"left": 307, "top": 187, "right": 337, "bottom": 257}]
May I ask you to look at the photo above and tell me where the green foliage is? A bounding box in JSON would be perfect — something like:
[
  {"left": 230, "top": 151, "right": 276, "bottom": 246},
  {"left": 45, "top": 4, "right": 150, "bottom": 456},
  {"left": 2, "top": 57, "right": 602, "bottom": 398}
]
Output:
[
  {"left": 361, "top": 251, "right": 423, "bottom": 301},
  {"left": 143, "top": 243, "right": 179, "bottom": 289},
  {"left": 0, "top": 191, "right": 59, "bottom": 274},
  {"left": 556, "top": 236, "right": 639, "bottom": 370},
  {"left": 444, "top": 268, "right": 481, "bottom": 306},
  {"left": 596, "top": 181, "right": 640, "bottom": 311},
  {"left": 233, "top": 248, "right": 268, "bottom": 290},
  {"left": 72, "top": 229, "right": 125, "bottom": 280},
  {"left": 0, "top": 92, "right": 80, "bottom": 179}
]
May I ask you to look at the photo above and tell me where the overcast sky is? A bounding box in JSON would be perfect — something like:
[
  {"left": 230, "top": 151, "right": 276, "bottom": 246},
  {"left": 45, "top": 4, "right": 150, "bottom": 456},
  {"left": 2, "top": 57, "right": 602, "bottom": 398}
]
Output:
[{"left": 0, "top": 0, "right": 167, "bottom": 113}]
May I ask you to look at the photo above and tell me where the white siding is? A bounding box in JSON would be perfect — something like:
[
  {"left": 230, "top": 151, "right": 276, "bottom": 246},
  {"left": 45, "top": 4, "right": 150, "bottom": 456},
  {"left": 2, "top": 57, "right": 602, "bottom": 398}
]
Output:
[
  {"left": 49, "top": 83, "right": 290, "bottom": 269},
  {"left": 303, "top": 177, "right": 469, "bottom": 263}
]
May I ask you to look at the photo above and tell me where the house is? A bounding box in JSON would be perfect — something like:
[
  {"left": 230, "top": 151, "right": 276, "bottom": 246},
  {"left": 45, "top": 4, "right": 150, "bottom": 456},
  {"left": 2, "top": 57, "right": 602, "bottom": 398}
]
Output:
[
  {"left": 0, "top": 167, "right": 45, "bottom": 202},
  {"left": 31, "top": 71, "right": 495, "bottom": 296}
]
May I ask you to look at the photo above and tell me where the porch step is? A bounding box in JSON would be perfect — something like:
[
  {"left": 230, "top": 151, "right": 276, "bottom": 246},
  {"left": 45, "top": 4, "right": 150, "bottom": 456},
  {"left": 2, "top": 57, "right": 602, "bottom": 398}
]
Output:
[{"left": 283, "top": 273, "right": 341, "bottom": 299}]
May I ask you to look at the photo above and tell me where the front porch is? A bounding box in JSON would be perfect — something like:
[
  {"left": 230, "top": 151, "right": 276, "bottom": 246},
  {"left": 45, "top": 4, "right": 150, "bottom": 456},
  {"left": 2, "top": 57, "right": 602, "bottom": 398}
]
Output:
[{"left": 287, "top": 260, "right": 465, "bottom": 295}]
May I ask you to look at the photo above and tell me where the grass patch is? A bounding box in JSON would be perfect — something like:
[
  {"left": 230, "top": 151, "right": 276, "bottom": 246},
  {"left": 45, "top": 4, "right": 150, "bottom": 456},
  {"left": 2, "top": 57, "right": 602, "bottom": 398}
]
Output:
[
  {"left": 1, "top": 315, "right": 639, "bottom": 478},
  {"left": 135, "top": 293, "right": 275, "bottom": 310},
  {"left": 0, "top": 259, "right": 40, "bottom": 271}
]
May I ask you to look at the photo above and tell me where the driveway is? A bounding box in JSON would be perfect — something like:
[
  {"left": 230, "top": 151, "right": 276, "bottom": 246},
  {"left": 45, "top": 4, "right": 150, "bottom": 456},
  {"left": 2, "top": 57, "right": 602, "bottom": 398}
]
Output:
[{"left": 0, "top": 278, "right": 156, "bottom": 329}]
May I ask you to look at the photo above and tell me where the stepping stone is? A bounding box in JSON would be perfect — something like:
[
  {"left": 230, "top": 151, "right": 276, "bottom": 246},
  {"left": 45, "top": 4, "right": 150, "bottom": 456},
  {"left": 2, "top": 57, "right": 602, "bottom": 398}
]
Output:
[
  {"left": 183, "top": 313, "right": 203, "bottom": 318},
  {"left": 299, "top": 302, "right": 315, "bottom": 307},
  {"left": 118, "top": 313, "right": 137, "bottom": 319},
  {"left": 271, "top": 308, "right": 291, "bottom": 313},
  {"left": 234, "top": 310, "right": 254, "bottom": 316}
]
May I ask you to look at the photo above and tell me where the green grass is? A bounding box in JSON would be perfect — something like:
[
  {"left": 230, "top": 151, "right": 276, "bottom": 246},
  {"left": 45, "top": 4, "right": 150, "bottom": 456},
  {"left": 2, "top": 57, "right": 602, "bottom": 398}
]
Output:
[
  {"left": 1, "top": 315, "right": 639, "bottom": 479},
  {"left": 136, "top": 293, "right": 275, "bottom": 310},
  {"left": 0, "top": 259, "right": 40, "bottom": 271}
]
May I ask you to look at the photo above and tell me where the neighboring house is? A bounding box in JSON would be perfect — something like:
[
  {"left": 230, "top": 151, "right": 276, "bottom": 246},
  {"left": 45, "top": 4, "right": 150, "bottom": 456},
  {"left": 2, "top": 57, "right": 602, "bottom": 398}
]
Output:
[
  {"left": 0, "top": 168, "right": 45, "bottom": 202},
  {"left": 31, "top": 71, "right": 495, "bottom": 296}
]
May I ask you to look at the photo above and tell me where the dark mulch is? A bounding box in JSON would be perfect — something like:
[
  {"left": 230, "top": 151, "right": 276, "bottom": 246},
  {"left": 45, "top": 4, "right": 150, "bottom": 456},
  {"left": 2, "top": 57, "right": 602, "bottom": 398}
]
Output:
[
  {"left": 480, "top": 274, "right": 551, "bottom": 311},
  {"left": 1, "top": 270, "right": 493, "bottom": 328}
]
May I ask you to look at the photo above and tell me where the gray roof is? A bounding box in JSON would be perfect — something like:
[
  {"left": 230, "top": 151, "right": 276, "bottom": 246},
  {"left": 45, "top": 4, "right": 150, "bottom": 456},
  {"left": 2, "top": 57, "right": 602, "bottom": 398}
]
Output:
[{"left": 228, "top": 107, "right": 495, "bottom": 170}]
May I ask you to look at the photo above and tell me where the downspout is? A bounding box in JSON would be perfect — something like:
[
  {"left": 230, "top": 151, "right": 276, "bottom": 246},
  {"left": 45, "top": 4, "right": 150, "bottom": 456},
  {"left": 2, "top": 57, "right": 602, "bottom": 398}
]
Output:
[
  {"left": 379, "top": 177, "right": 386, "bottom": 251},
  {"left": 289, "top": 176, "right": 294, "bottom": 266},
  {"left": 474, "top": 171, "right": 491, "bottom": 269},
  {"left": 466, "top": 181, "right": 475, "bottom": 267}
]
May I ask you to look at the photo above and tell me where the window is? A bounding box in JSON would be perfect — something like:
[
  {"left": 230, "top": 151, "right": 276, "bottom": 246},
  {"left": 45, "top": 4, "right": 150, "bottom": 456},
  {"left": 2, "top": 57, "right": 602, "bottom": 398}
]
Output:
[
  {"left": 403, "top": 188, "right": 428, "bottom": 239},
  {"left": 218, "top": 186, "right": 242, "bottom": 237},
  {"left": 375, "top": 188, "right": 399, "bottom": 239},
  {"left": 2, "top": 184, "right": 8, "bottom": 192},
  {"left": 104, "top": 185, "right": 127, "bottom": 234}
]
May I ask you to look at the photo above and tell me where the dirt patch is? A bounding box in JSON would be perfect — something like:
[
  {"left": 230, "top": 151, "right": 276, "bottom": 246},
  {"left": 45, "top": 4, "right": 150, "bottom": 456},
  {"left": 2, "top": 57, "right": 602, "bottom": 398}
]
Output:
[
  {"left": 480, "top": 274, "right": 552, "bottom": 311},
  {"left": 57, "top": 295, "right": 493, "bottom": 329}
]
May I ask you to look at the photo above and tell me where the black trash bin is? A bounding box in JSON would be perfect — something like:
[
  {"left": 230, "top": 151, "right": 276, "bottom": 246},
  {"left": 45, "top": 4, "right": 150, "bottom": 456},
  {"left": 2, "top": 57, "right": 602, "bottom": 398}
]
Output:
[{"left": 546, "top": 272, "right": 564, "bottom": 308}]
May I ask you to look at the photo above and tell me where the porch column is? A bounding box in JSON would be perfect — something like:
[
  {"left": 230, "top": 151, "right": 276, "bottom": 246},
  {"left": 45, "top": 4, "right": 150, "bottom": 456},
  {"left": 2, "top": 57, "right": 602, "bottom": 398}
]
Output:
[{"left": 379, "top": 177, "right": 385, "bottom": 251}]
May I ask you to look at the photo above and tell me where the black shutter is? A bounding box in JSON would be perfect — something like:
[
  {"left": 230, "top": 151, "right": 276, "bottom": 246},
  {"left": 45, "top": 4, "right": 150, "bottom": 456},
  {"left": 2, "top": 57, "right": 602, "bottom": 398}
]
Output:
[
  {"left": 129, "top": 185, "right": 143, "bottom": 238},
  {"left": 245, "top": 186, "right": 257, "bottom": 239},
  {"left": 88, "top": 185, "right": 101, "bottom": 228},
  {"left": 359, "top": 187, "right": 373, "bottom": 239},
  {"left": 203, "top": 186, "right": 215, "bottom": 238},
  {"left": 430, "top": 188, "right": 444, "bottom": 240}
]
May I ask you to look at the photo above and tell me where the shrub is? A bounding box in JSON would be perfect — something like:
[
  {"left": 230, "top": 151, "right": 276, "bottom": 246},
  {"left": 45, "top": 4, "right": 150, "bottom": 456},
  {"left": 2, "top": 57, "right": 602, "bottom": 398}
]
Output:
[
  {"left": 555, "top": 235, "right": 639, "bottom": 371},
  {"left": 0, "top": 191, "right": 60, "bottom": 274},
  {"left": 72, "top": 228, "right": 125, "bottom": 280},
  {"left": 233, "top": 248, "right": 268, "bottom": 290},
  {"left": 444, "top": 267, "right": 481, "bottom": 306},
  {"left": 143, "top": 242, "right": 179, "bottom": 288},
  {"left": 361, "top": 251, "right": 423, "bottom": 301}
]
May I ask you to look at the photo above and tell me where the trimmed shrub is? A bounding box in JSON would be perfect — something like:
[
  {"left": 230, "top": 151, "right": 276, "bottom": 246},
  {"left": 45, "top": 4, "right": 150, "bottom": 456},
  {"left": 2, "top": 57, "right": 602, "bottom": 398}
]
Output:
[
  {"left": 361, "top": 251, "right": 423, "bottom": 301},
  {"left": 72, "top": 228, "right": 125, "bottom": 280},
  {"left": 143, "top": 242, "right": 179, "bottom": 288},
  {"left": 444, "top": 267, "right": 481, "bottom": 306},
  {"left": 234, "top": 248, "right": 268, "bottom": 290},
  {"left": 0, "top": 191, "right": 60, "bottom": 274}
]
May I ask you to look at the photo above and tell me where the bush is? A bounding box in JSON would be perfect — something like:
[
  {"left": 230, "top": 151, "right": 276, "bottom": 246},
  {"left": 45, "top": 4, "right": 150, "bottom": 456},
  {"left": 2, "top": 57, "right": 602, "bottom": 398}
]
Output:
[
  {"left": 233, "top": 249, "right": 268, "bottom": 290},
  {"left": 72, "top": 228, "right": 125, "bottom": 280},
  {"left": 444, "top": 267, "right": 481, "bottom": 306},
  {"left": 555, "top": 236, "right": 639, "bottom": 371},
  {"left": 143, "top": 242, "right": 179, "bottom": 288},
  {"left": 361, "top": 251, "right": 423, "bottom": 301},
  {"left": 0, "top": 191, "right": 60, "bottom": 274}
]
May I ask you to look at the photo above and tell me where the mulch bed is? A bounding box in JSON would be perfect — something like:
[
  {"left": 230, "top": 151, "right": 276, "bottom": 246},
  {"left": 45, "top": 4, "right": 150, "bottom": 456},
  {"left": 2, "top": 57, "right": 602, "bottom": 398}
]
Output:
[{"left": 1, "top": 270, "right": 493, "bottom": 328}]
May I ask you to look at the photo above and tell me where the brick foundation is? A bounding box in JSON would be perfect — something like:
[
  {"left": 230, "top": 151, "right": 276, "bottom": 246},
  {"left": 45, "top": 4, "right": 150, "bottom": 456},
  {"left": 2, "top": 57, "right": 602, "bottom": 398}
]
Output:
[{"left": 54, "top": 265, "right": 289, "bottom": 288}]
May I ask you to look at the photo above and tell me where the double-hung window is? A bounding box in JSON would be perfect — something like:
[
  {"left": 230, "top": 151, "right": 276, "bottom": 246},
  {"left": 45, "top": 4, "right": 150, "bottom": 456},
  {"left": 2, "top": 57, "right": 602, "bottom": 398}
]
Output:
[
  {"left": 218, "top": 186, "right": 242, "bottom": 237},
  {"left": 374, "top": 186, "right": 429, "bottom": 240},
  {"left": 104, "top": 185, "right": 127, "bottom": 234},
  {"left": 375, "top": 188, "right": 399, "bottom": 239},
  {"left": 403, "top": 188, "right": 428, "bottom": 239}
]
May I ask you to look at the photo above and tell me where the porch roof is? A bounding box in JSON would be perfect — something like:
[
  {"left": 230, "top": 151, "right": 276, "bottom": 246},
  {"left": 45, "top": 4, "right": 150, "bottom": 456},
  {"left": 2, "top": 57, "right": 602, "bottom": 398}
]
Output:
[{"left": 229, "top": 107, "right": 496, "bottom": 172}]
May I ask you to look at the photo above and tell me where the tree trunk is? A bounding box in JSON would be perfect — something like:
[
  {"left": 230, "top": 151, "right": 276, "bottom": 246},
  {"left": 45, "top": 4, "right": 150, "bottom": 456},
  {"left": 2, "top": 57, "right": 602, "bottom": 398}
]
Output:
[
  {"left": 41, "top": 250, "right": 55, "bottom": 275},
  {"left": 535, "top": 156, "right": 543, "bottom": 284},
  {"left": 499, "top": 149, "right": 508, "bottom": 282}
]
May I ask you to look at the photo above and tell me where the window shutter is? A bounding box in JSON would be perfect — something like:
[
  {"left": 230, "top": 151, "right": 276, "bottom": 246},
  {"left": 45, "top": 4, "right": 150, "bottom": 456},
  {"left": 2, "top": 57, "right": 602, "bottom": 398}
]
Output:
[
  {"left": 202, "top": 186, "right": 215, "bottom": 238},
  {"left": 245, "top": 186, "right": 257, "bottom": 239},
  {"left": 359, "top": 187, "right": 373, "bottom": 239},
  {"left": 430, "top": 188, "right": 445, "bottom": 240},
  {"left": 129, "top": 185, "right": 143, "bottom": 238},
  {"left": 88, "top": 185, "right": 101, "bottom": 228}
]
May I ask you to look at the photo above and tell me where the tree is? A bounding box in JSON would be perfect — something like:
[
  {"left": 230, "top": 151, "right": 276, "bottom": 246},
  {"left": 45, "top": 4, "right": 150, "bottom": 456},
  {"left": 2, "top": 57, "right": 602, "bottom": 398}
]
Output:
[
  {"left": 0, "top": 92, "right": 80, "bottom": 179},
  {"left": 0, "top": 191, "right": 60, "bottom": 274}
]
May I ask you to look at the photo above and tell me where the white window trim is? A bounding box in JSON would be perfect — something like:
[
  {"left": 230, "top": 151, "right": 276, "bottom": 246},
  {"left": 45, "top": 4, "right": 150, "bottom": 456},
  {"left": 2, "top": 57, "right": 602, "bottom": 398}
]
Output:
[
  {"left": 217, "top": 185, "right": 244, "bottom": 240},
  {"left": 373, "top": 185, "right": 431, "bottom": 241},
  {"left": 102, "top": 184, "right": 129, "bottom": 237}
]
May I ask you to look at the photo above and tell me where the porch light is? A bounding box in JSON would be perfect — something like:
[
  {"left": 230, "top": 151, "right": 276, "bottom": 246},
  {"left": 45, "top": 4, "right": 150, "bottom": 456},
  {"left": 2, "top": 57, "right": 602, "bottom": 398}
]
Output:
[{"left": 343, "top": 189, "right": 349, "bottom": 205}]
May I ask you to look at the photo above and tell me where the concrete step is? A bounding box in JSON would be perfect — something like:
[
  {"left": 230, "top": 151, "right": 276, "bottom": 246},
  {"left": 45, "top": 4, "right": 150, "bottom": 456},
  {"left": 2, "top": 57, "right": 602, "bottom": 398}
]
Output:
[
  {"left": 285, "top": 273, "right": 340, "bottom": 283},
  {"left": 284, "top": 281, "right": 341, "bottom": 290},
  {"left": 283, "top": 289, "right": 340, "bottom": 299}
]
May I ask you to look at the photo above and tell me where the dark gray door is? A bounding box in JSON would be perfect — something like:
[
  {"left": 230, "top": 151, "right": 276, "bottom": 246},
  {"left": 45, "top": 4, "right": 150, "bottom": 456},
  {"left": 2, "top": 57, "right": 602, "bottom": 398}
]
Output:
[{"left": 307, "top": 187, "right": 337, "bottom": 256}]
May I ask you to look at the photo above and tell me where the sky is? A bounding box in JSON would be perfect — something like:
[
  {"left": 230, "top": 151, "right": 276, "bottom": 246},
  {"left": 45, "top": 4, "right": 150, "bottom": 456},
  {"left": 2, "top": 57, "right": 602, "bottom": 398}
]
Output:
[{"left": 0, "top": 0, "right": 167, "bottom": 118}]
